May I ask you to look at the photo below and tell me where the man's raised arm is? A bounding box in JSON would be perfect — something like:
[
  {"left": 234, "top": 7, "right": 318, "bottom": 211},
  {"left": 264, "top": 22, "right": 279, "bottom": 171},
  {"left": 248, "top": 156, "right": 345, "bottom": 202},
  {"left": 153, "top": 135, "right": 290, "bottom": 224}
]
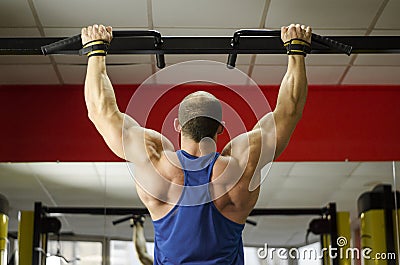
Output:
[
  {"left": 223, "top": 24, "right": 311, "bottom": 174},
  {"left": 83, "top": 24, "right": 172, "bottom": 163},
  {"left": 83, "top": 24, "right": 135, "bottom": 159},
  {"left": 271, "top": 24, "right": 311, "bottom": 157}
]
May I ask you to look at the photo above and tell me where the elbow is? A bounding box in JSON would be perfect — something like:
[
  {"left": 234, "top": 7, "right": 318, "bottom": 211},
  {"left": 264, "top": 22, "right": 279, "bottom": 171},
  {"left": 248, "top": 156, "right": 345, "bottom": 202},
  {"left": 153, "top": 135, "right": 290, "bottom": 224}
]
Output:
[
  {"left": 87, "top": 109, "right": 106, "bottom": 125},
  {"left": 87, "top": 110, "right": 99, "bottom": 123},
  {"left": 87, "top": 103, "right": 118, "bottom": 123},
  {"left": 86, "top": 101, "right": 100, "bottom": 122}
]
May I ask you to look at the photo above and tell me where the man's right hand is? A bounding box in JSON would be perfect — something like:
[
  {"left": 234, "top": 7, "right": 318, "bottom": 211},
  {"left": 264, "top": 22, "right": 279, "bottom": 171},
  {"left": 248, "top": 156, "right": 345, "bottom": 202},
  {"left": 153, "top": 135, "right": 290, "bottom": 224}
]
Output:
[
  {"left": 281, "top": 24, "right": 312, "bottom": 44},
  {"left": 81, "top": 24, "right": 113, "bottom": 46}
]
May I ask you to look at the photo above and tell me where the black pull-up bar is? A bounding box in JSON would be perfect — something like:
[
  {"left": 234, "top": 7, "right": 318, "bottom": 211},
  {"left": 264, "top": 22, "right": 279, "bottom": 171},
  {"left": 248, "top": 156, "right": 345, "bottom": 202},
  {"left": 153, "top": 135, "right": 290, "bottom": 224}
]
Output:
[
  {"left": 227, "top": 29, "right": 352, "bottom": 68},
  {"left": 40, "top": 29, "right": 352, "bottom": 69},
  {"left": 41, "top": 30, "right": 166, "bottom": 68},
  {"left": 2, "top": 32, "right": 400, "bottom": 66}
]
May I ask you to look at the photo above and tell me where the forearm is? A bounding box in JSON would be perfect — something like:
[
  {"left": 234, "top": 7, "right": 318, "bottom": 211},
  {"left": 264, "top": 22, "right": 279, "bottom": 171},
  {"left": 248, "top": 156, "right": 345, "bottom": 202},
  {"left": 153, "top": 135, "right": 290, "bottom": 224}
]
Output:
[
  {"left": 84, "top": 56, "right": 120, "bottom": 119},
  {"left": 275, "top": 55, "right": 308, "bottom": 118},
  {"left": 270, "top": 55, "right": 308, "bottom": 157},
  {"left": 133, "top": 224, "right": 153, "bottom": 265}
]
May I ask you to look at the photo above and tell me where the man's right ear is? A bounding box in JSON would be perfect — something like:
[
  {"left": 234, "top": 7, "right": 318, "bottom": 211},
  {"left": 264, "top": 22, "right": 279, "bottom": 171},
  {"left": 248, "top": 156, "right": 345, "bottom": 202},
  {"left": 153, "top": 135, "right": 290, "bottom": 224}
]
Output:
[{"left": 174, "top": 118, "right": 182, "bottom": 133}]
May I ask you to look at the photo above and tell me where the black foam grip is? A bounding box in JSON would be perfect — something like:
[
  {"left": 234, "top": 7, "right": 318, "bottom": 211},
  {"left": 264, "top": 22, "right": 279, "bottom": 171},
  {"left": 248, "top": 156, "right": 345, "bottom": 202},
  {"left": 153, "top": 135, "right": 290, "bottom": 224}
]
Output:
[
  {"left": 311, "top": 33, "right": 352, "bottom": 55},
  {"left": 42, "top": 34, "right": 81, "bottom": 55}
]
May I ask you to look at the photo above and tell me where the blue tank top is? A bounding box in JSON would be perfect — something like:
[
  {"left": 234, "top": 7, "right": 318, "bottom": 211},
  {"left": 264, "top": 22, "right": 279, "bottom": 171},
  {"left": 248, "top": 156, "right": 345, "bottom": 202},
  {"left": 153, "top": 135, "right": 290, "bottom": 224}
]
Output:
[{"left": 152, "top": 150, "right": 245, "bottom": 265}]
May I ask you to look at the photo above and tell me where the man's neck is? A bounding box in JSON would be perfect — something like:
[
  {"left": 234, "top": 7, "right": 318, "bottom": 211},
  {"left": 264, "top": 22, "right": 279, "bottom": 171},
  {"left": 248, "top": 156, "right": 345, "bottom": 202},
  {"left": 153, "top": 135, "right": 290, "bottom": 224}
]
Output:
[{"left": 180, "top": 135, "right": 217, "bottom": 157}]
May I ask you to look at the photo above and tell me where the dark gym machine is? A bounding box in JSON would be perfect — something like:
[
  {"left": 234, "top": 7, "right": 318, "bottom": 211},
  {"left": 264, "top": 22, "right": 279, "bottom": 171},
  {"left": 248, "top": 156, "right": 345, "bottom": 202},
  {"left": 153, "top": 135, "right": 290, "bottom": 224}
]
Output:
[{"left": 27, "top": 201, "right": 341, "bottom": 265}]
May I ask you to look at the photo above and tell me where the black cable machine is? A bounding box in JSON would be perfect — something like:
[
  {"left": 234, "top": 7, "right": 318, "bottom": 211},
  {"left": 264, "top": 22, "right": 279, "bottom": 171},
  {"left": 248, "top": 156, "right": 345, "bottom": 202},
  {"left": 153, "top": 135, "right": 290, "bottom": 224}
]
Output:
[{"left": 29, "top": 201, "right": 341, "bottom": 265}]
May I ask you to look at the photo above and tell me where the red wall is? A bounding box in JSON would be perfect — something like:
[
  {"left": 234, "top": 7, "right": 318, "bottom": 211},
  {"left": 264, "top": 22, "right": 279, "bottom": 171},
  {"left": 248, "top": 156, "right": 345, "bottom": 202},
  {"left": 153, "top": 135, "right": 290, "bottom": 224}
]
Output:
[{"left": 0, "top": 84, "right": 399, "bottom": 162}]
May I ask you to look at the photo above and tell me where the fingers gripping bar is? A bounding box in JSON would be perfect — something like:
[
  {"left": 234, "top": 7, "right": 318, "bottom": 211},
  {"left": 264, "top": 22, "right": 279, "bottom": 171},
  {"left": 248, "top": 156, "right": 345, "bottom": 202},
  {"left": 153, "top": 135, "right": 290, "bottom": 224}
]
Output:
[
  {"left": 41, "top": 30, "right": 165, "bottom": 69},
  {"left": 227, "top": 29, "right": 353, "bottom": 68}
]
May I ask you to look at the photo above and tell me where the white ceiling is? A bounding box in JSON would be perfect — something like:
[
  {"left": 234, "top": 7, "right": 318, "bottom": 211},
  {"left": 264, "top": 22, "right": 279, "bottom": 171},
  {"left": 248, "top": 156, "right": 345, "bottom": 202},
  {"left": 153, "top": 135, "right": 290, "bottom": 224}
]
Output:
[
  {"left": 0, "top": 161, "right": 398, "bottom": 247},
  {"left": 0, "top": 0, "right": 399, "bottom": 85}
]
